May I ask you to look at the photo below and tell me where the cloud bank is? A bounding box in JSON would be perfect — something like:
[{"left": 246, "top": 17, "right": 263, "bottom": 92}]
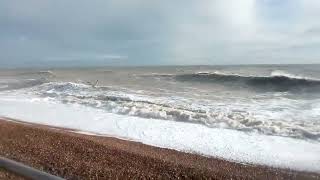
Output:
[{"left": 0, "top": 0, "right": 319, "bottom": 67}]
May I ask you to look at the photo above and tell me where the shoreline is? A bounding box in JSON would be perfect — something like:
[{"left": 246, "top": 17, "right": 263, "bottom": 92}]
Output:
[
  {"left": 0, "top": 118, "right": 319, "bottom": 179},
  {"left": 1, "top": 87, "right": 320, "bottom": 173}
]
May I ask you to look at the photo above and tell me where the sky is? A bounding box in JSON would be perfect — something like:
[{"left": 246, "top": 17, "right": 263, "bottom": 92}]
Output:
[{"left": 0, "top": 0, "right": 320, "bottom": 67}]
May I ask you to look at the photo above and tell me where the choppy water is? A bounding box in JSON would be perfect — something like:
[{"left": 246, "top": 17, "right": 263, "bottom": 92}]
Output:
[{"left": 1, "top": 64, "right": 320, "bottom": 141}]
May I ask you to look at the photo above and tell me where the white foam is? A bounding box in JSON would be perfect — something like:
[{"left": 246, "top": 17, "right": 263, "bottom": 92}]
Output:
[
  {"left": 270, "top": 70, "right": 308, "bottom": 79},
  {"left": 0, "top": 94, "right": 319, "bottom": 173},
  {"left": 26, "top": 82, "right": 320, "bottom": 141}
]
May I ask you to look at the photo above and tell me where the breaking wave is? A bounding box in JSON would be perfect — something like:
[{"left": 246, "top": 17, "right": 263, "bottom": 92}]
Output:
[
  {"left": 175, "top": 71, "right": 320, "bottom": 92},
  {"left": 15, "top": 81, "right": 320, "bottom": 141}
]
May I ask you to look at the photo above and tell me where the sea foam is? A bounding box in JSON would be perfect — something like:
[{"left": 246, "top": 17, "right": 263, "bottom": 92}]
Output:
[{"left": 0, "top": 93, "right": 320, "bottom": 173}]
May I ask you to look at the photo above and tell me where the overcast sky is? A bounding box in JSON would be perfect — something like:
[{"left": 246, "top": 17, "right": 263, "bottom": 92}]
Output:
[{"left": 0, "top": 0, "right": 320, "bottom": 67}]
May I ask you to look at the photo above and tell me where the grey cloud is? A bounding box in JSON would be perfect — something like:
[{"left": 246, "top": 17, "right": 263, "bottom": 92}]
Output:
[{"left": 0, "top": 0, "right": 319, "bottom": 67}]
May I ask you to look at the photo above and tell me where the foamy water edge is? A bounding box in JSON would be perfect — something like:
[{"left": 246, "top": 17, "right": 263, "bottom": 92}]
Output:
[{"left": 0, "top": 93, "right": 319, "bottom": 173}]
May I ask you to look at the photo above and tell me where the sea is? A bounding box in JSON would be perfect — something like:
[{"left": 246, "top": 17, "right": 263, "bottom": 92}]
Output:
[{"left": 0, "top": 64, "right": 320, "bottom": 172}]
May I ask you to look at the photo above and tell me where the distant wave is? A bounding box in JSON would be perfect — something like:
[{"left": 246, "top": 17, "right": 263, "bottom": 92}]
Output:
[
  {"left": 18, "top": 71, "right": 55, "bottom": 77},
  {"left": 175, "top": 71, "right": 320, "bottom": 92},
  {"left": 0, "top": 78, "right": 47, "bottom": 91},
  {"left": 0, "top": 70, "right": 55, "bottom": 91},
  {"left": 139, "top": 73, "right": 175, "bottom": 78}
]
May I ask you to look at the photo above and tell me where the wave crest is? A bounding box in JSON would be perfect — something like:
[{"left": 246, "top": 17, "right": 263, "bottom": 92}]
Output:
[{"left": 175, "top": 71, "right": 320, "bottom": 92}]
